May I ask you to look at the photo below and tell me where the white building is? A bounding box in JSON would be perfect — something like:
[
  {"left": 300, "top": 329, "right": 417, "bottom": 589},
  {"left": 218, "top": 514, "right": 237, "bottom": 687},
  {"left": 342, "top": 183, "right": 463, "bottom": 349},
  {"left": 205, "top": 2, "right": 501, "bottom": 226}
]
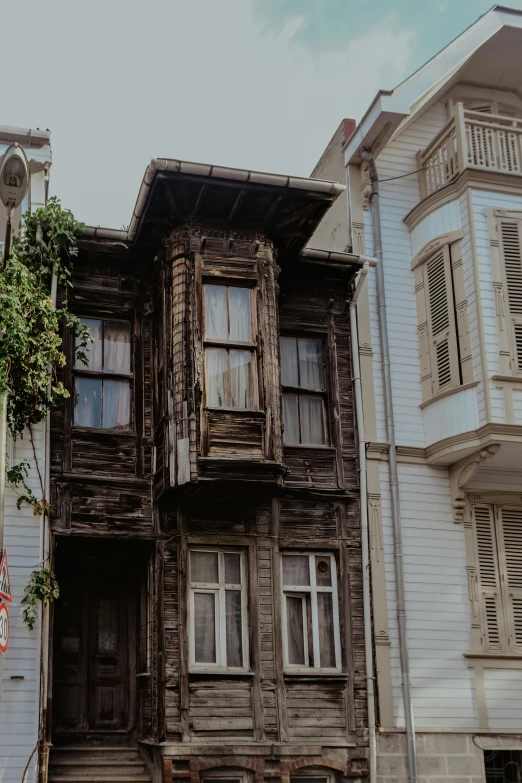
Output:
[
  {"left": 313, "top": 6, "right": 522, "bottom": 783},
  {"left": 0, "top": 126, "right": 51, "bottom": 783}
]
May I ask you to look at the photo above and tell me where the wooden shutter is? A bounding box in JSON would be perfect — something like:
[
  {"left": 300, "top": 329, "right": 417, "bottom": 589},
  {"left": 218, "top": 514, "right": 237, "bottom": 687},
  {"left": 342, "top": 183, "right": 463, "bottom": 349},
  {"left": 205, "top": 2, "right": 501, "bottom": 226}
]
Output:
[
  {"left": 424, "top": 248, "right": 460, "bottom": 395},
  {"left": 498, "top": 507, "right": 522, "bottom": 651},
  {"left": 499, "top": 220, "right": 522, "bottom": 373},
  {"left": 473, "top": 504, "right": 505, "bottom": 652}
]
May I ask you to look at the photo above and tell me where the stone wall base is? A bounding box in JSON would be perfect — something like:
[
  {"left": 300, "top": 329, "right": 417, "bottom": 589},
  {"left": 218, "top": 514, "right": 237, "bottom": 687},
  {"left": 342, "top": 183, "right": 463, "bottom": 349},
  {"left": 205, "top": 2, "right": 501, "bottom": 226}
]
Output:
[{"left": 377, "top": 732, "right": 485, "bottom": 783}]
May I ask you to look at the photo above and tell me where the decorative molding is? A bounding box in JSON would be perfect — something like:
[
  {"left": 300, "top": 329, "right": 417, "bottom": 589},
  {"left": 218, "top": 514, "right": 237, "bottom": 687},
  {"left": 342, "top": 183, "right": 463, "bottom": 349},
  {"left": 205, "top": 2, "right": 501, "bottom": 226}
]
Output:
[
  {"left": 450, "top": 444, "right": 501, "bottom": 523},
  {"left": 368, "top": 494, "right": 383, "bottom": 563},
  {"left": 351, "top": 221, "right": 365, "bottom": 255},
  {"left": 411, "top": 230, "right": 464, "bottom": 270},
  {"left": 418, "top": 380, "right": 479, "bottom": 409}
]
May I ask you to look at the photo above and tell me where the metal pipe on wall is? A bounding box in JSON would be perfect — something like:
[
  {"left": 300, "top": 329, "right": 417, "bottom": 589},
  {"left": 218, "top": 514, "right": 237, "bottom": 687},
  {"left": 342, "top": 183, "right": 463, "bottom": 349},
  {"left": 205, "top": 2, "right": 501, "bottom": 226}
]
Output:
[{"left": 360, "top": 148, "right": 418, "bottom": 783}]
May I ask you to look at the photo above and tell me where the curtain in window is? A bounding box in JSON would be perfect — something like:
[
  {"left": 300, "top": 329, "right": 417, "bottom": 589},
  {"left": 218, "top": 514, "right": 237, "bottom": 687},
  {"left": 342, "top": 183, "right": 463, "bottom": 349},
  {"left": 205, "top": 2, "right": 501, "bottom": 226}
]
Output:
[
  {"left": 191, "top": 551, "right": 219, "bottom": 583},
  {"left": 75, "top": 319, "right": 102, "bottom": 370},
  {"left": 298, "top": 338, "right": 324, "bottom": 389},
  {"left": 280, "top": 337, "right": 298, "bottom": 387},
  {"left": 103, "top": 380, "right": 131, "bottom": 430},
  {"left": 282, "top": 393, "right": 299, "bottom": 444},
  {"left": 283, "top": 555, "right": 310, "bottom": 585},
  {"left": 317, "top": 593, "right": 336, "bottom": 667},
  {"left": 300, "top": 396, "right": 325, "bottom": 445},
  {"left": 286, "top": 595, "right": 306, "bottom": 665},
  {"left": 104, "top": 322, "right": 131, "bottom": 374},
  {"left": 194, "top": 593, "right": 216, "bottom": 664},
  {"left": 228, "top": 287, "right": 251, "bottom": 342},
  {"left": 206, "top": 348, "right": 228, "bottom": 407},
  {"left": 229, "top": 350, "right": 251, "bottom": 408},
  {"left": 225, "top": 590, "right": 243, "bottom": 667},
  {"left": 74, "top": 377, "right": 101, "bottom": 427},
  {"left": 205, "top": 285, "right": 228, "bottom": 340}
]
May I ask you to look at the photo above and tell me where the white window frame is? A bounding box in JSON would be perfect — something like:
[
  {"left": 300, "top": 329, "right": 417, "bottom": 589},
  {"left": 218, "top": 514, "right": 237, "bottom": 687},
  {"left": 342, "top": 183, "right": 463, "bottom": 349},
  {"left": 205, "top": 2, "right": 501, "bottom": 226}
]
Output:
[
  {"left": 188, "top": 548, "right": 249, "bottom": 673},
  {"left": 281, "top": 552, "right": 342, "bottom": 673},
  {"left": 290, "top": 769, "right": 335, "bottom": 783},
  {"left": 202, "top": 770, "right": 251, "bottom": 783}
]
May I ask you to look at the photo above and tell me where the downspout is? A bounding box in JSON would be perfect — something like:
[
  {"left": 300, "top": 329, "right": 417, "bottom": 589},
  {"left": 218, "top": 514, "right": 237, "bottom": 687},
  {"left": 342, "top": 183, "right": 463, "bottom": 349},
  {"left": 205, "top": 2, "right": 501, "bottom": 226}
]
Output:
[
  {"left": 360, "top": 148, "right": 417, "bottom": 783},
  {"left": 350, "top": 261, "right": 376, "bottom": 783}
]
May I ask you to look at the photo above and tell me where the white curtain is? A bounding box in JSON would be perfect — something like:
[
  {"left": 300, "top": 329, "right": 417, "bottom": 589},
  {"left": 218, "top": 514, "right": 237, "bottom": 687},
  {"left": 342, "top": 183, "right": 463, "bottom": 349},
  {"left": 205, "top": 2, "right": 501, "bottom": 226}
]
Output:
[
  {"left": 104, "top": 322, "right": 131, "bottom": 374},
  {"left": 191, "top": 551, "right": 218, "bottom": 583},
  {"left": 282, "top": 555, "right": 310, "bottom": 586},
  {"left": 299, "top": 396, "right": 325, "bottom": 445},
  {"left": 225, "top": 590, "right": 243, "bottom": 667},
  {"left": 280, "top": 337, "right": 298, "bottom": 387},
  {"left": 76, "top": 318, "right": 102, "bottom": 370},
  {"left": 103, "top": 380, "right": 131, "bottom": 430},
  {"left": 286, "top": 595, "right": 306, "bottom": 665},
  {"left": 229, "top": 350, "right": 251, "bottom": 408},
  {"left": 206, "top": 348, "right": 228, "bottom": 407},
  {"left": 205, "top": 285, "right": 228, "bottom": 340},
  {"left": 224, "top": 553, "right": 241, "bottom": 584},
  {"left": 74, "top": 377, "right": 101, "bottom": 427},
  {"left": 298, "top": 338, "right": 324, "bottom": 389},
  {"left": 228, "top": 287, "right": 251, "bottom": 341},
  {"left": 317, "top": 593, "right": 336, "bottom": 667},
  {"left": 194, "top": 592, "right": 217, "bottom": 664},
  {"left": 282, "top": 393, "right": 299, "bottom": 445}
]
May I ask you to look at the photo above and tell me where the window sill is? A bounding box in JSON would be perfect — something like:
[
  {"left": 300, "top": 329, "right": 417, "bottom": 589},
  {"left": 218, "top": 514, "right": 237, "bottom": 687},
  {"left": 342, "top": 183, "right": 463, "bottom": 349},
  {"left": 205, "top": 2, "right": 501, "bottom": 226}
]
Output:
[
  {"left": 491, "top": 375, "right": 522, "bottom": 384},
  {"left": 419, "top": 380, "right": 479, "bottom": 409},
  {"left": 72, "top": 427, "right": 136, "bottom": 437},
  {"left": 283, "top": 444, "right": 334, "bottom": 451},
  {"left": 189, "top": 668, "right": 254, "bottom": 677},
  {"left": 205, "top": 407, "right": 263, "bottom": 417},
  {"left": 464, "top": 653, "right": 522, "bottom": 669},
  {"left": 283, "top": 670, "right": 347, "bottom": 679}
]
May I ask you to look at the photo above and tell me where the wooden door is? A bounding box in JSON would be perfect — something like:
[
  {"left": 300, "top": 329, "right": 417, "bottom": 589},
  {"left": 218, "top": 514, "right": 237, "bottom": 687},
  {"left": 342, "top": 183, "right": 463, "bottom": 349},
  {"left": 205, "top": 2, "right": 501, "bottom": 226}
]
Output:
[{"left": 54, "top": 580, "right": 130, "bottom": 732}]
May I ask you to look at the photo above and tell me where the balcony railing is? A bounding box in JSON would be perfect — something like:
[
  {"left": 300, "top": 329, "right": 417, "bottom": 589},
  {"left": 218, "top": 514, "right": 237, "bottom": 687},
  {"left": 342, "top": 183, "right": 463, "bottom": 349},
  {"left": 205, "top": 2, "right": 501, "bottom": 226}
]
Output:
[{"left": 418, "top": 103, "right": 522, "bottom": 199}]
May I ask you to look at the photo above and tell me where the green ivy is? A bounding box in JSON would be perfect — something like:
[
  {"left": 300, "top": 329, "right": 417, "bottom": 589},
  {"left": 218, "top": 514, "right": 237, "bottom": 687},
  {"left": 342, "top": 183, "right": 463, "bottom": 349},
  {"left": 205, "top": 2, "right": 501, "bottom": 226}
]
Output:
[{"left": 21, "top": 568, "right": 60, "bottom": 631}]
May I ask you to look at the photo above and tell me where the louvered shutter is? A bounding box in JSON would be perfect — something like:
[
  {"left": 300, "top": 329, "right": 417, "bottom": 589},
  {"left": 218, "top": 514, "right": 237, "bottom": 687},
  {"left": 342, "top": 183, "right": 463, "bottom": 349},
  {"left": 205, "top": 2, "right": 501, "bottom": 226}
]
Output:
[
  {"left": 473, "top": 504, "right": 505, "bottom": 652},
  {"left": 499, "top": 220, "right": 522, "bottom": 373},
  {"left": 424, "top": 248, "right": 460, "bottom": 394},
  {"left": 497, "top": 507, "right": 522, "bottom": 652}
]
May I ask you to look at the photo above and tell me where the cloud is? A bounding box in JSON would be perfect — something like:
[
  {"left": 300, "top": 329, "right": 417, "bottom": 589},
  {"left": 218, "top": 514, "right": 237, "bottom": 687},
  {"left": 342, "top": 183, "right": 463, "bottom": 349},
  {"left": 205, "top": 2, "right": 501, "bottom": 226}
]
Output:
[{"left": 1, "top": 0, "right": 415, "bottom": 228}]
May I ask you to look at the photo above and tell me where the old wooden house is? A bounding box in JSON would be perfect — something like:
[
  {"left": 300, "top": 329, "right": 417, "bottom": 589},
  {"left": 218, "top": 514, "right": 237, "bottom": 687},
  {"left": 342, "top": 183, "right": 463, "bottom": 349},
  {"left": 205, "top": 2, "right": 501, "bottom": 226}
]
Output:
[{"left": 47, "top": 160, "right": 369, "bottom": 783}]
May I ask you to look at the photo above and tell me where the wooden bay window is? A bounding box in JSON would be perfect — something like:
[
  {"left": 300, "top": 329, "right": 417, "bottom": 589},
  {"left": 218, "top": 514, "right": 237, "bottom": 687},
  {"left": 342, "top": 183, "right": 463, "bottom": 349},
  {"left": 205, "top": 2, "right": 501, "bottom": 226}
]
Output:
[
  {"left": 280, "top": 336, "right": 327, "bottom": 445},
  {"left": 73, "top": 318, "right": 132, "bottom": 430},
  {"left": 204, "top": 284, "right": 257, "bottom": 410}
]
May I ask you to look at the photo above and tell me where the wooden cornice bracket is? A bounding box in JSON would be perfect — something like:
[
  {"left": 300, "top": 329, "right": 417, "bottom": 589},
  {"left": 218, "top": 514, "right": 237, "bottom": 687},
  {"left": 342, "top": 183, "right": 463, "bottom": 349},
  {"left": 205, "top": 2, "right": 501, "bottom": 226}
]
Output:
[{"left": 450, "top": 443, "right": 501, "bottom": 523}]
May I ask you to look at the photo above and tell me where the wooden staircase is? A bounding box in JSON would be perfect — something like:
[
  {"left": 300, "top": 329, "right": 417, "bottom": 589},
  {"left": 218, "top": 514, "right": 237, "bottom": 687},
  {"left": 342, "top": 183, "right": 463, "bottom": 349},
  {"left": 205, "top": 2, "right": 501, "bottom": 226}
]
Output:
[{"left": 48, "top": 746, "right": 151, "bottom": 783}]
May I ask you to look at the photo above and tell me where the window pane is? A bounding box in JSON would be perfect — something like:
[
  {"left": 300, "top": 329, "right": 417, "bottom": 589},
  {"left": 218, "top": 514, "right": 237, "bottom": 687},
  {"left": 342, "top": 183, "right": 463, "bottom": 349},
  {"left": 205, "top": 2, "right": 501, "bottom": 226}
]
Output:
[
  {"left": 229, "top": 287, "right": 251, "bottom": 342},
  {"left": 317, "top": 593, "right": 336, "bottom": 668},
  {"left": 299, "top": 396, "right": 326, "bottom": 445},
  {"left": 74, "top": 377, "right": 101, "bottom": 428},
  {"left": 206, "top": 348, "right": 228, "bottom": 407},
  {"left": 283, "top": 555, "right": 310, "bottom": 586},
  {"left": 225, "top": 590, "right": 243, "bottom": 667},
  {"left": 205, "top": 285, "right": 228, "bottom": 340},
  {"left": 194, "top": 593, "right": 216, "bottom": 664},
  {"left": 75, "top": 318, "right": 102, "bottom": 370},
  {"left": 191, "top": 551, "right": 219, "bottom": 583},
  {"left": 230, "top": 350, "right": 252, "bottom": 408},
  {"left": 298, "top": 338, "right": 324, "bottom": 389},
  {"left": 98, "top": 598, "right": 118, "bottom": 653},
  {"left": 282, "top": 393, "right": 299, "bottom": 445},
  {"left": 224, "top": 553, "right": 241, "bottom": 585},
  {"left": 315, "top": 556, "right": 332, "bottom": 586},
  {"left": 104, "top": 321, "right": 131, "bottom": 374},
  {"left": 286, "top": 595, "right": 306, "bottom": 665},
  {"left": 102, "top": 380, "right": 131, "bottom": 430},
  {"left": 280, "top": 337, "right": 298, "bottom": 387}
]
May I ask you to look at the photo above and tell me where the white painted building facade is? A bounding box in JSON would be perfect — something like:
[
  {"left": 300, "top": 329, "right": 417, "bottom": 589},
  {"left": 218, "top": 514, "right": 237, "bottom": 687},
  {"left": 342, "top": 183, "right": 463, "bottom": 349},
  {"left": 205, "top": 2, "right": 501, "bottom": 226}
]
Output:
[
  {"left": 313, "top": 6, "right": 522, "bottom": 783},
  {"left": 0, "top": 127, "right": 51, "bottom": 783}
]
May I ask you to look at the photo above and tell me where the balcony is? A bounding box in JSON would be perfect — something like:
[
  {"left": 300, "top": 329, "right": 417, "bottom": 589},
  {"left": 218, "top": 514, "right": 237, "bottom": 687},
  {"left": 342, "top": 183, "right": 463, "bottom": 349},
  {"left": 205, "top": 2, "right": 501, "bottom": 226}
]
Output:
[{"left": 418, "top": 103, "right": 522, "bottom": 198}]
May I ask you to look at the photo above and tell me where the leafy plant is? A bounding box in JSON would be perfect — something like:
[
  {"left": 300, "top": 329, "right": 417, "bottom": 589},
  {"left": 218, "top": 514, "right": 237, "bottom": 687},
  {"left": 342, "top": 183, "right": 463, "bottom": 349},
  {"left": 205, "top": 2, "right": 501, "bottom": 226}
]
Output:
[
  {"left": 21, "top": 568, "right": 60, "bottom": 630},
  {"left": 6, "top": 459, "right": 49, "bottom": 515}
]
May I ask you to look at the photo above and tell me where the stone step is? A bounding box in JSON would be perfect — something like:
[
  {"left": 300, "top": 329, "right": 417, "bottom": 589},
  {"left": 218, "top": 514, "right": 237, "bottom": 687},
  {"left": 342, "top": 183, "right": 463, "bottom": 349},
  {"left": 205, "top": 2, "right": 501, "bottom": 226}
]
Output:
[{"left": 49, "top": 762, "right": 147, "bottom": 777}]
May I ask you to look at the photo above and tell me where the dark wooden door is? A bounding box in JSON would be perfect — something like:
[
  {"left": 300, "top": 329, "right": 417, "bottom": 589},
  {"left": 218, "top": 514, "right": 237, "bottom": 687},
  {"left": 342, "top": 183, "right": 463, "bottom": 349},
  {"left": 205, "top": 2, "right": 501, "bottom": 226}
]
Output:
[{"left": 54, "top": 578, "right": 130, "bottom": 732}]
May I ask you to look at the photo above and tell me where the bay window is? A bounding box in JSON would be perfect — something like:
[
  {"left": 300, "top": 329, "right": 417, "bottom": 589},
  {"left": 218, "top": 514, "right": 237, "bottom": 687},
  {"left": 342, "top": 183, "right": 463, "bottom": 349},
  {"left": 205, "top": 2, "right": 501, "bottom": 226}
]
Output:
[
  {"left": 189, "top": 549, "right": 248, "bottom": 671},
  {"left": 204, "top": 284, "right": 256, "bottom": 409},
  {"left": 73, "top": 318, "right": 132, "bottom": 430},
  {"left": 280, "top": 336, "right": 327, "bottom": 445},
  {"left": 281, "top": 553, "right": 341, "bottom": 672}
]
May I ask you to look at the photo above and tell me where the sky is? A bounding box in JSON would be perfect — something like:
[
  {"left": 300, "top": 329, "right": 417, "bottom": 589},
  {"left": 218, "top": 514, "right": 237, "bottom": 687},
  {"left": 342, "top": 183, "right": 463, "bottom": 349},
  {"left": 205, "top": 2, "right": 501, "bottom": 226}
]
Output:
[{"left": 3, "top": 0, "right": 522, "bottom": 229}]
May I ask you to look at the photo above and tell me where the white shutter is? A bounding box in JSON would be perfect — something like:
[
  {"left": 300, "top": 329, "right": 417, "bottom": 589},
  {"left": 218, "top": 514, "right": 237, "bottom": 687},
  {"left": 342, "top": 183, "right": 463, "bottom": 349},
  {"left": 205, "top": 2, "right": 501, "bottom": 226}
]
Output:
[
  {"left": 473, "top": 505, "right": 505, "bottom": 651},
  {"left": 498, "top": 507, "right": 522, "bottom": 651},
  {"left": 424, "top": 248, "right": 460, "bottom": 394},
  {"left": 499, "top": 220, "right": 522, "bottom": 372}
]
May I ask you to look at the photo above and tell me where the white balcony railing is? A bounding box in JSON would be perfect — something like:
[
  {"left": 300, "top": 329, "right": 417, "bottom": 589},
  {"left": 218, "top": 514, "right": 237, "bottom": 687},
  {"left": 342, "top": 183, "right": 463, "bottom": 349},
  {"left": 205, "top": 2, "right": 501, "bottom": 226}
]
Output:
[{"left": 418, "top": 103, "right": 522, "bottom": 199}]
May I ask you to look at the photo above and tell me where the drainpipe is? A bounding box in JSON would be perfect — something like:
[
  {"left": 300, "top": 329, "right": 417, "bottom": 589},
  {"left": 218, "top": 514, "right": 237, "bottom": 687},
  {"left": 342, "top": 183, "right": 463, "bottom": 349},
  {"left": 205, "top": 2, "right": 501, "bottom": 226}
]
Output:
[
  {"left": 360, "top": 148, "right": 417, "bottom": 783},
  {"left": 350, "top": 260, "right": 376, "bottom": 783}
]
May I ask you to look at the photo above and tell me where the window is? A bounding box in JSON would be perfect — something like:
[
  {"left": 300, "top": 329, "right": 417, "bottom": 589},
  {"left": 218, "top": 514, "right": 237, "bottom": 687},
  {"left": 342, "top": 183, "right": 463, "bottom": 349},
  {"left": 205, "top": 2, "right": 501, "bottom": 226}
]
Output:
[
  {"left": 473, "top": 504, "right": 522, "bottom": 653},
  {"left": 204, "top": 284, "right": 256, "bottom": 410},
  {"left": 189, "top": 549, "right": 248, "bottom": 671},
  {"left": 281, "top": 553, "right": 341, "bottom": 671},
  {"left": 73, "top": 318, "right": 132, "bottom": 430},
  {"left": 291, "top": 771, "right": 334, "bottom": 783},
  {"left": 413, "top": 237, "right": 472, "bottom": 401},
  {"left": 498, "top": 220, "right": 522, "bottom": 374},
  {"left": 280, "top": 336, "right": 327, "bottom": 445},
  {"left": 484, "top": 750, "right": 522, "bottom": 783}
]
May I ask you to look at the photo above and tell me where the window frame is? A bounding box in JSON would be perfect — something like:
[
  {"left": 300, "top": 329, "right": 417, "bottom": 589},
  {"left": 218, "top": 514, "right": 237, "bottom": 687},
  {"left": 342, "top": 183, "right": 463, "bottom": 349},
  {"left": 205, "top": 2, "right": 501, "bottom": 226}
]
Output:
[
  {"left": 72, "top": 316, "right": 134, "bottom": 431},
  {"left": 188, "top": 548, "right": 250, "bottom": 673},
  {"left": 202, "top": 282, "right": 259, "bottom": 412},
  {"left": 290, "top": 769, "right": 335, "bottom": 783},
  {"left": 280, "top": 334, "right": 329, "bottom": 447},
  {"left": 280, "top": 551, "right": 342, "bottom": 674}
]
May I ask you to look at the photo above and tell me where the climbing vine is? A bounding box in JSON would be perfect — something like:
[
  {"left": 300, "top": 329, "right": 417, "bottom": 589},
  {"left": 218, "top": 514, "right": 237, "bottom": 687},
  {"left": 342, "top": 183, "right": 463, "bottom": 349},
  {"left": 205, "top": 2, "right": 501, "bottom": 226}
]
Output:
[{"left": 0, "top": 197, "right": 88, "bottom": 627}]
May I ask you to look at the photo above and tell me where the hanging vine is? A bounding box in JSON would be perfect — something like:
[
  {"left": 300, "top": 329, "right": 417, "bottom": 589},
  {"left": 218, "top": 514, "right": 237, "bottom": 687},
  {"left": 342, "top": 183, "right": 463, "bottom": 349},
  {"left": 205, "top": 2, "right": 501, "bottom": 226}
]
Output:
[{"left": 0, "top": 197, "right": 89, "bottom": 626}]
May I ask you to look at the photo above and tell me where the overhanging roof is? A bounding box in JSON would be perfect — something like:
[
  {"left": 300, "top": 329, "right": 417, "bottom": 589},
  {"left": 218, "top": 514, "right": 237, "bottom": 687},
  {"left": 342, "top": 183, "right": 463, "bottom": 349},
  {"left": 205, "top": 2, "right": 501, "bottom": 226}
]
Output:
[{"left": 83, "top": 158, "right": 346, "bottom": 257}]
